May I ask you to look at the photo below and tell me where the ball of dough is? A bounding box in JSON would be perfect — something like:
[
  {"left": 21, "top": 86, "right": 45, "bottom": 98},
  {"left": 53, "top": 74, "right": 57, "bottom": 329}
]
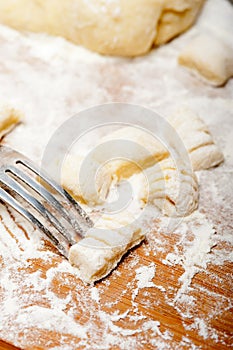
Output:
[
  {"left": 0, "top": 0, "right": 205, "bottom": 56},
  {"left": 155, "top": 0, "right": 205, "bottom": 45}
]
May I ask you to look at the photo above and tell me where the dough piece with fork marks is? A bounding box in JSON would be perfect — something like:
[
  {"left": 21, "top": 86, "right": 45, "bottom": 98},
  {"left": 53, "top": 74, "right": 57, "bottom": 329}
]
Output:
[
  {"left": 168, "top": 108, "right": 224, "bottom": 171},
  {"left": 69, "top": 211, "right": 144, "bottom": 283},
  {"left": 62, "top": 108, "right": 223, "bottom": 209},
  {"left": 140, "top": 157, "right": 199, "bottom": 217}
]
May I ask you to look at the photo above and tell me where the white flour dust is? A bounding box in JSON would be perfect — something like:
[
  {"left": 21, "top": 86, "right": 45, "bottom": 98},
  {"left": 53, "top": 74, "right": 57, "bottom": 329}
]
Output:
[{"left": 0, "top": 0, "right": 233, "bottom": 349}]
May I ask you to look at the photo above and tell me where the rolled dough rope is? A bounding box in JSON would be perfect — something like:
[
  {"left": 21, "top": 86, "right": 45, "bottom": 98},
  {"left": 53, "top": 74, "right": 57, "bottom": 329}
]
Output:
[
  {"left": 62, "top": 108, "right": 223, "bottom": 206},
  {"left": 69, "top": 212, "right": 144, "bottom": 283},
  {"left": 96, "top": 126, "right": 169, "bottom": 177},
  {"left": 61, "top": 154, "right": 113, "bottom": 205},
  {"left": 0, "top": 0, "right": 204, "bottom": 57},
  {"left": 178, "top": 0, "right": 233, "bottom": 86},
  {"left": 61, "top": 126, "right": 169, "bottom": 205},
  {"left": 0, "top": 105, "right": 22, "bottom": 138}
]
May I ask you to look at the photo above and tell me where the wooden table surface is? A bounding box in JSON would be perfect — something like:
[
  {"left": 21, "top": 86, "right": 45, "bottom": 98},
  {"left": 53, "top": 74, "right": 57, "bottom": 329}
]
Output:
[
  {"left": 0, "top": 0, "right": 232, "bottom": 347},
  {"left": 0, "top": 182, "right": 232, "bottom": 349},
  {"left": 0, "top": 341, "right": 20, "bottom": 350},
  {"left": 0, "top": 255, "right": 232, "bottom": 350}
]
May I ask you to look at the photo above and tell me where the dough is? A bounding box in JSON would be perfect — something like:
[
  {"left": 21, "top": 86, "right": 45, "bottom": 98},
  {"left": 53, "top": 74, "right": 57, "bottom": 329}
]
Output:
[
  {"left": 61, "top": 126, "right": 168, "bottom": 205},
  {"left": 97, "top": 126, "right": 169, "bottom": 177},
  {"left": 0, "top": 106, "right": 21, "bottom": 138},
  {"left": 178, "top": 0, "right": 233, "bottom": 86},
  {"left": 0, "top": 0, "right": 204, "bottom": 56},
  {"left": 62, "top": 108, "right": 223, "bottom": 205},
  {"left": 169, "top": 108, "right": 224, "bottom": 170},
  {"left": 178, "top": 34, "right": 233, "bottom": 86},
  {"left": 141, "top": 157, "right": 198, "bottom": 217},
  {"left": 68, "top": 156, "right": 198, "bottom": 283},
  {"left": 69, "top": 212, "right": 144, "bottom": 283},
  {"left": 155, "top": 0, "right": 205, "bottom": 45},
  {"left": 61, "top": 154, "right": 113, "bottom": 205}
]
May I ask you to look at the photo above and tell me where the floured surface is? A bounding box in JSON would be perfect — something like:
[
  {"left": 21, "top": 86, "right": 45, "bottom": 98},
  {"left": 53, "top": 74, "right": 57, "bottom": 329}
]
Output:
[{"left": 0, "top": 0, "right": 233, "bottom": 349}]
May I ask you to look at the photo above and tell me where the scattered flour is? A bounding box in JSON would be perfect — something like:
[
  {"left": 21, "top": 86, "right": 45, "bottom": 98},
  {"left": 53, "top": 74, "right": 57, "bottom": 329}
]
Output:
[
  {"left": 0, "top": 0, "right": 232, "bottom": 349},
  {"left": 90, "top": 287, "right": 100, "bottom": 304},
  {"left": 132, "top": 263, "right": 156, "bottom": 300},
  {"left": 194, "top": 318, "right": 209, "bottom": 340}
]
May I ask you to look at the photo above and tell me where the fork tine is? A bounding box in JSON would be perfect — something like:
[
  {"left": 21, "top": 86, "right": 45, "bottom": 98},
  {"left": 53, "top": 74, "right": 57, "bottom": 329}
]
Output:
[
  {"left": 0, "top": 173, "right": 77, "bottom": 246},
  {"left": 7, "top": 165, "right": 84, "bottom": 234},
  {"left": 0, "top": 187, "right": 69, "bottom": 258},
  {"left": 18, "top": 159, "right": 93, "bottom": 229}
]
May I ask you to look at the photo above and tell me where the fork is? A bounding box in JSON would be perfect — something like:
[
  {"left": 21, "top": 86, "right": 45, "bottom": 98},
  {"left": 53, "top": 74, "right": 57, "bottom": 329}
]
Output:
[{"left": 0, "top": 146, "right": 93, "bottom": 258}]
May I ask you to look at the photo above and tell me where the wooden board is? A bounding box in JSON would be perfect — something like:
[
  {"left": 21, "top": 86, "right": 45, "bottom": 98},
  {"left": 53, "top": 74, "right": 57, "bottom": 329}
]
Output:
[
  {"left": 0, "top": 187, "right": 232, "bottom": 349},
  {"left": 0, "top": 248, "right": 232, "bottom": 349},
  {"left": 0, "top": 0, "right": 232, "bottom": 347},
  {"left": 0, "top": 341, "right": 20, "bottom": 350}
]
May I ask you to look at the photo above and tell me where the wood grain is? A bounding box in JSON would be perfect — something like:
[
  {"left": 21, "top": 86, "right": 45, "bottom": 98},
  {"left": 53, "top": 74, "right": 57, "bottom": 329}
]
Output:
[
  {"left": 0, "top": 2, "right": 232, "bottom": 346},
  {"left": 0, "top": 340, "right": 20, "bottom": 350},
  {"left": 0, "top": 221, "right": 232, "bottom": 349}
]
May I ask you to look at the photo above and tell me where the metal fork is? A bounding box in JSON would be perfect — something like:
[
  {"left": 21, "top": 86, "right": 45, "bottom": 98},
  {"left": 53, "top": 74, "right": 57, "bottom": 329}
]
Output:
[{"left": 0, "top": 146, "right": 93, "bottom": 258}]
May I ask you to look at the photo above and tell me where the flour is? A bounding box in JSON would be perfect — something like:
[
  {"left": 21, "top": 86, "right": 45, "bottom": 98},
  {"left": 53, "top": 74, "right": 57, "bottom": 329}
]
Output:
[
  {"left": 132, "top": 263, "right": 156, "bottom": 300},
  {"left": 90, "top": 286, "right": 100, "bottom": 303},
  {"left": 135, "top": 263, "right": 156, "bottom": 289},
  {"left": 174, "top": 212, "right": 217, "bottom": 301},
  {"left": 194, "top": 318, "right": 209, "bottom": 340},
  {"left": 0, "top": 0, "right": 232, "bottom": 349},
  {"left": 161, "top": 210, "right": 217, "bottom": 301}
]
